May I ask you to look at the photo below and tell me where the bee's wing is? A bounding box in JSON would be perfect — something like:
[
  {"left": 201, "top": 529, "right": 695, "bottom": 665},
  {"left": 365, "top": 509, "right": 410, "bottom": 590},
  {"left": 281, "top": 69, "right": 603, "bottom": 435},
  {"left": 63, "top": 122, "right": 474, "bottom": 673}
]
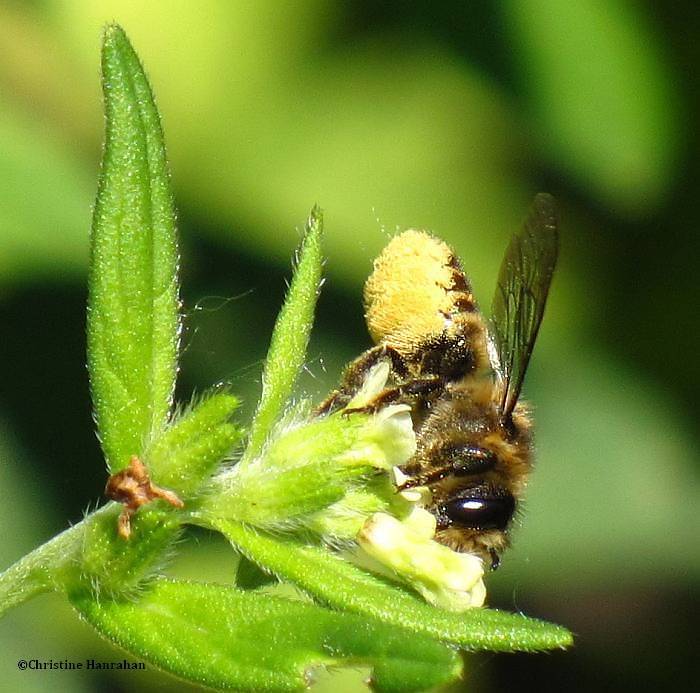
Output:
[{"left": 489, "top": 193, "right": 559, "bottom": 418}]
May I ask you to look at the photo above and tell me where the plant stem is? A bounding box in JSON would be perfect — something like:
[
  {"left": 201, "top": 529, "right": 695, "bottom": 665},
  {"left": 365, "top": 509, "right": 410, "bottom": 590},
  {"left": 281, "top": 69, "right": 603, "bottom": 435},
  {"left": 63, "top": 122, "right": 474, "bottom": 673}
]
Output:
[{"left": 0, "top": 507, "right": 107, "bottom": 617}]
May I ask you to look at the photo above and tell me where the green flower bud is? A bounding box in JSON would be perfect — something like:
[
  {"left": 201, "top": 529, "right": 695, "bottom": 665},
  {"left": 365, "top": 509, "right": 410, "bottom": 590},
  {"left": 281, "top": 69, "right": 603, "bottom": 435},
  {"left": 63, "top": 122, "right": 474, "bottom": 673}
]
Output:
[{"left": 203, "top": 383, "right": 415, "bottom": 530}]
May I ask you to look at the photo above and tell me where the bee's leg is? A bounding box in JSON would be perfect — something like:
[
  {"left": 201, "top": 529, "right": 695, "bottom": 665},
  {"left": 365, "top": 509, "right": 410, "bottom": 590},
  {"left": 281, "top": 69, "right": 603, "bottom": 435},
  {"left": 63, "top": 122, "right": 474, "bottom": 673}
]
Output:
[
  {"left": 314, "top": 345, "right": 407, "bottom": 416},
  {"left": 344, "top": 375, "right": 444, "bottom": 415},
  {"left": 397, "top": 463, "right": 453, "bottom": 489},
  {"left": 314, "top": 389, "right": 351, "bottom": 416}
]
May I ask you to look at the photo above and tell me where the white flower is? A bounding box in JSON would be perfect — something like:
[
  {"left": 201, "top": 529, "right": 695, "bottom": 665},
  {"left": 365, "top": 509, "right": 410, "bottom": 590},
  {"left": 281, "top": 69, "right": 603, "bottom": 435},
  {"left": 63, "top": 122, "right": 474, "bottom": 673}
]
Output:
[
  {"left": 356, "top": 509, "right": 486, "bottom": 611},
  {"left": 340, "top": 360, "right": 416, "bottom": 470},
  {"left": 343, "top": 360, "right": 486, "bottom": 610},
  {"left": 346, "top": 360, "right": 392, "bottom": 408}
]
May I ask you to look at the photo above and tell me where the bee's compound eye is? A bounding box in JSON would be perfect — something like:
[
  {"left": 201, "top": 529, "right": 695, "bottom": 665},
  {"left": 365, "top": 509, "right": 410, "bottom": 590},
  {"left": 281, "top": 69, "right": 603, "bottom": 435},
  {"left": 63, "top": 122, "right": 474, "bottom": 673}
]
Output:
[{"left": 442, "top": 493, "right": 515, "bottom": 530}]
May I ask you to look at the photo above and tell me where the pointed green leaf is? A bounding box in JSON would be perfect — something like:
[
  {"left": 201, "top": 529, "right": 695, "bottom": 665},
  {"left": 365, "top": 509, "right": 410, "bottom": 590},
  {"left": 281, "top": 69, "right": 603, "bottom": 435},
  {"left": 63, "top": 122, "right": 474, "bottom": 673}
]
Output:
[
  {"left": 145, "top": 391, "right": 242, "bottom": 495},
  {"left": 87, "top": 24, "right": 180, "bottom": 472},
  {"left": 72, "top": 578, "right": 462, "bottom": 692},
  {"left": 213, "top": 519, "right": 573, "bottom": 652},
  {"left": 242, "top": 207, "right": 323, "bottom": 465}
]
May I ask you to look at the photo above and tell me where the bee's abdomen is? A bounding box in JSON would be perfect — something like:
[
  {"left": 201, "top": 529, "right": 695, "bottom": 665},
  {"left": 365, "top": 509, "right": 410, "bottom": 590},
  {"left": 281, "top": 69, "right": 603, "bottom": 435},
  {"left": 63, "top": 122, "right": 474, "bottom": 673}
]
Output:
[{"left": 363, "top": 230, "right": 483, "bottom": 357}]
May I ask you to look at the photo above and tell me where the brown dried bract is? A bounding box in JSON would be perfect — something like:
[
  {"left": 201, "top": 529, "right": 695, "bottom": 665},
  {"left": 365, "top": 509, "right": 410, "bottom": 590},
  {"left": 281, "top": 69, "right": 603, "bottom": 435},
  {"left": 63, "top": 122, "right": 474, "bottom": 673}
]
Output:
[{"left": 104, "top": 455, "right": 184, "bottom": 539}]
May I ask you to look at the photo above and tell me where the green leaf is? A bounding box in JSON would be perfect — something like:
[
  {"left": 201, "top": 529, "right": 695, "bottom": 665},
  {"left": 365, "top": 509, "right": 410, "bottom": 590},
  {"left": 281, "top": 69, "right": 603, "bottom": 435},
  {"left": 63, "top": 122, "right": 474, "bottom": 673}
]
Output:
[
  {"left": 87, "top": 24, "right": 180, "bottom": 472},
  {"left": 212, "top": 519, "right": 573, "bottom": 652},
  {"left": 145, "top": 391, "right": 242, "bottom": 495},
  {"left": 72, "top": 578, "right": 462, "bottom": 692},
  {"left": 242, "top": 207, "right": 324, "bottom": 465},
  {"left": 505, "top": 0, "right": 680, "bottom": 215}
]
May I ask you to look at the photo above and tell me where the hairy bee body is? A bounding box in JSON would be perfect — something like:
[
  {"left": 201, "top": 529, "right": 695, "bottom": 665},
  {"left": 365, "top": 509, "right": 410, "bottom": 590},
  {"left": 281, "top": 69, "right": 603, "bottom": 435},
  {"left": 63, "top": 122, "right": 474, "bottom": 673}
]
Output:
[
  {"left": 319, "top": 195, "right": 558, "bottom": 569},
  {"left": 408, "top": 382, "right": 532, "bottom": 563}
]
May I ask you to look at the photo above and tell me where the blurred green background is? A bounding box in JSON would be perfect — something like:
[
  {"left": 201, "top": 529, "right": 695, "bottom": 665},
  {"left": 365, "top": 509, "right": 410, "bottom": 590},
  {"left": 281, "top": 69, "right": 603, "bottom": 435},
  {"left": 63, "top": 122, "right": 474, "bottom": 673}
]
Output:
[{"left": 0, "top": 1, "right": 698, "bottom": 691}]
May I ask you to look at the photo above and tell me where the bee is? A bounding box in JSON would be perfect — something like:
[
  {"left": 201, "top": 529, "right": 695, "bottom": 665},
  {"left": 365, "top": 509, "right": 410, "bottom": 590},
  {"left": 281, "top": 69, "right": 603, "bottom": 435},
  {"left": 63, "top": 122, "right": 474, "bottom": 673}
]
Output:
[{"left": 317, "top": 194, "right": 559, "bottom": 569}]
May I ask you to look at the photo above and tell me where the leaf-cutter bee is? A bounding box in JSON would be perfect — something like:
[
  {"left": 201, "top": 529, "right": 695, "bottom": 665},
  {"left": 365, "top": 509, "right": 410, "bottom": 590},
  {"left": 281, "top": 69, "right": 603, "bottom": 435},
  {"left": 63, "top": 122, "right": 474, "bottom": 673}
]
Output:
[{"left": 318, "top": 194, "right": 559, "bottom": 569}]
